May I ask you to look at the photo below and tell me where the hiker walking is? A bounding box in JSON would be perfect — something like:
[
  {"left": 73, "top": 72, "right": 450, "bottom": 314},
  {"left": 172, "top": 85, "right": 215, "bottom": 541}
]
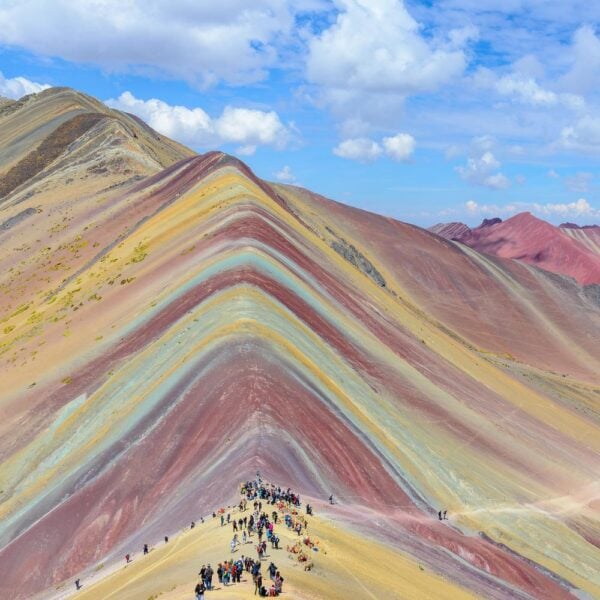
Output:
[
  {"left": 74, "top": 578, "right": 81, "bottom": 591},
  {"left": 438, "top": 511, "right": 442, "bottom": 521},
  {"left": 329, "top": 494, "right": 334, "bottom": 505},
  {"left": 443, "top": 510, "right": 448, "bottom": 520},
  {"left": 143, "top": 543, "right": 149, "bottom": 555}
]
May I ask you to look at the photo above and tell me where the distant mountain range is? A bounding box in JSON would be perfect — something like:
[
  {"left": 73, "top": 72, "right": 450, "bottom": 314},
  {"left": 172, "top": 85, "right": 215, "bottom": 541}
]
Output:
[{"left": 429, "top": 213, "right": 600, "bottom": 285}]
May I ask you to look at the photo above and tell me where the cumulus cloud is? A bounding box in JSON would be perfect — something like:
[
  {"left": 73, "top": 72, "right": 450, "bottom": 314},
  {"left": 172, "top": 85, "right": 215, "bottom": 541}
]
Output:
[
  {"left": 465, "top": 200, "right": 479, "bottom": 213},
  {"left": 274, "top": 165, "right": 296, "bottom": 183},
  {"left": 559, "top": 26, "right": 600, "bottom": 95},
  {"left": 0, "top": 70, "right": 50, "bottom": 99},
  {"left": 215, "top": 106, "right": 291, "bottom": 155},
  {"left": 455, "top": 144, "right": 510, "bottom": 190},
  {"left": 0, "top": 0, "right": 322, "bottom": 87},
  {"left": 382, "top": 133, "right": 416, "bottom": 162},
  {"left": 475, "top": 68, "right": 585, "bottom": 110},
  {"left": 306, "top": 0, "right": 468, "bottom": 128},
  {"left": 106, "top": 92, "right": 291, "bottom": 155},
  {"left": 556, "top": 115, "right": 600, "bottom": 154},
  {"left": 333, "top": 138, "right": 383, "bottom": 162},
  {"left": 333, "top": 132, "right": 415, "bottom": 162},
  {"left": 464, "top": 199, "right": 599, "bottom": 218}
]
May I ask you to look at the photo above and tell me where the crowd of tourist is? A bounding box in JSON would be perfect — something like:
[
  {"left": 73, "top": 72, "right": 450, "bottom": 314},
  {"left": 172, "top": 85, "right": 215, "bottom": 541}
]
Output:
[
  {"left": 195, "top": 556, "right": 284, "bottom": 598},
  {"left": 194, "top": 473, "right": 300, "bottom": 598},
  {"left": 73, "top": 472, "right": 322, "bottom": 597}
]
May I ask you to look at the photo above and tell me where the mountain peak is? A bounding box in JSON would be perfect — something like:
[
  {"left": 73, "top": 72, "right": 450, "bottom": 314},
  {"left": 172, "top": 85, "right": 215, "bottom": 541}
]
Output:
[
  {"left": 428, "top": 221, "right": 471, "bottom": 239},
  {"left": 0, "top": 85, "right": 195, "bottom": 204},
  {"left": 505, "top": 211, "right": 541, "bottom": 224},
  {"left": 479, "top": 217, "right": 502, "bottom": 228}
]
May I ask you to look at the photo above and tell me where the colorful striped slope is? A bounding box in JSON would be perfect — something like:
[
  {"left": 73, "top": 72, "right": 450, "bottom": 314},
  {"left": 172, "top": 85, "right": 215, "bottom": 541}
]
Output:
[{"left": 0, "top": 89, "right": 599, "bottom": 599}]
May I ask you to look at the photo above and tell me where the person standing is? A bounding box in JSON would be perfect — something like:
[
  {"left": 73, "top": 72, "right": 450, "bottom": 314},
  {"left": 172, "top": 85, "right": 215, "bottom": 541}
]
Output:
[
  {"left": 274, "top": 571, "right": 284, "bottom": 594},
  {"left": 205, "top": 564, "right": 213, "bottom": 590},
  {"left": 74, "top": 579, "right": 81, "bottom": 591},
  {"left": 143, "top": 543, "right": 149, "bottom": 555},
  {"left": 195, "top": 581, "right": 205, "bottom": 600},
  {"left": 255, "top": 573, "right": 263, "bottom": 595},
  {"left": 268, "top": 562, "right": 277, "bottom": 580}
]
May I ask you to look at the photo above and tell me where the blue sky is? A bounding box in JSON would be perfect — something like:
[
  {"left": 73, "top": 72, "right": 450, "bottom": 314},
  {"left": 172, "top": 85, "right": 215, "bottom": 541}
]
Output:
[{"left": 1, "top": 0, "right": 599, "bottom": 226}]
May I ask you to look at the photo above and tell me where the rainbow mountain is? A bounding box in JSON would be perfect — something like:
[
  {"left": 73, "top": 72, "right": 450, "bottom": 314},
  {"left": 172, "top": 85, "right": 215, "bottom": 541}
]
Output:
[{"left": 0, "top": 88, "right": 599, "bottom": 599}]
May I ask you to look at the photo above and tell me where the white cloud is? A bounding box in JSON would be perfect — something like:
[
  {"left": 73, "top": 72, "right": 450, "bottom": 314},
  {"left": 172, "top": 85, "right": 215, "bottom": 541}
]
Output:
[
  {"left": 382, "top": 133, "right": 415, "bottom": 162},
  {"left": 274, "top": 165, "right": 296, "bottom": 183},
  {"left": 0, "top": 70, "right": 50, "bottom": 99},
  {"left": 333, "top": 137, "right": 382, "bottom": 162},
  {"left": 463, "top": 199, "right": 599, "bottom": 218},
  {"left": 214, "top": 106, "right": 291, "bottom": 155},
  {"left": 334, "top": 132, "right": 415, "bottom": 162},
  {"left": 455, "top": 146, "right": 510, "bottom": 189},
  {"left": 0, "top": 0, "right": 322, "bottom": 87},
  {"left": 557, "top": 115, "right": 600, "bottom": 154},
  {"left": 306, "top": 0, "right": 468, "bottom": 128},
  {"left": 497, "top": 74, "right": 583, "bottom": 110},
  {"left": 559, "top": 26, "right": 600, "bottom": 96},
  {"left": 536, "top": 198, "right": 598, "bottom": 217},
  {"left": 547, "top": 169, "right": 560, "bottom": 179},
  {"left": 474, "top": 67, "right": 584, "bottom": 111},
  {"left": 106, "top": 92, "right": 291, "bottom": 155},
  {"left": 465, "top": 200, "right": 479, "bottom": 213}
]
